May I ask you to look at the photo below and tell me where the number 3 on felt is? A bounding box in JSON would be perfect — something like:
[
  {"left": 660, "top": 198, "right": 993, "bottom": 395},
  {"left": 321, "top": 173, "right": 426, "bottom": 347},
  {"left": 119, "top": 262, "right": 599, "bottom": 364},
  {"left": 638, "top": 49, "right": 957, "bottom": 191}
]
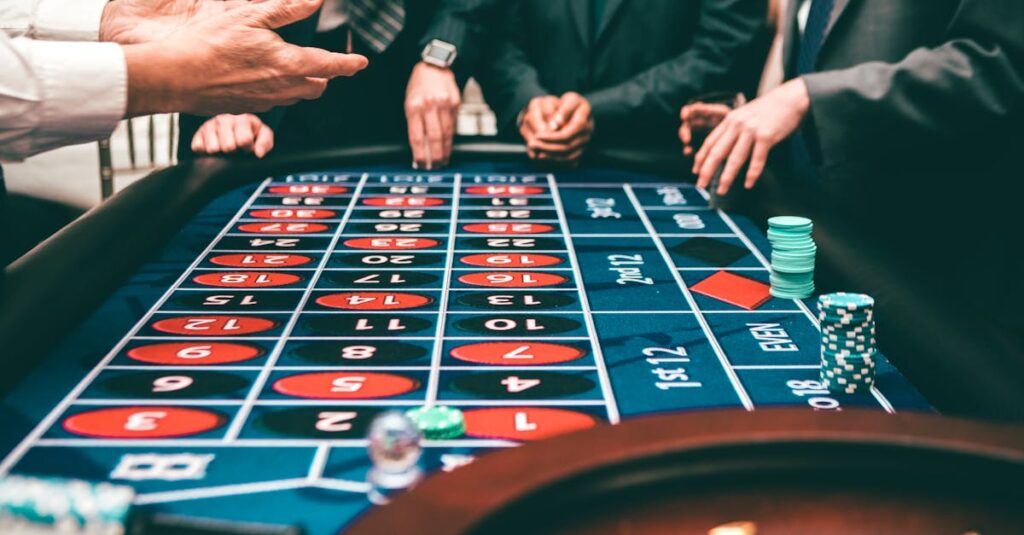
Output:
[{"left": 125, "top": 411, "right": 167, "bottom": 431}]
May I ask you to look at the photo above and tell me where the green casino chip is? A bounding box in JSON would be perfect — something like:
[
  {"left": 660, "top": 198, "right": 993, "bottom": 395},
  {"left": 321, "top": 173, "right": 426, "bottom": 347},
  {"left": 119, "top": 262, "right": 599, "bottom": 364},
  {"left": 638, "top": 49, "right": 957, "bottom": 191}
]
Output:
[
  {"left": 767, "top": 216, "right": 817, "bottom": 299},
  {"left": 818, "top": 292, "right": 874, "bottom": 311},
  {"left": 768, "top": 216, "right": 813, "bottom": 231},
  {"left": 0, "top": 475, "right": 134, "bottom": 532},
  {"left": 405, "top": 405, "right": 466, "bottom": 440}
]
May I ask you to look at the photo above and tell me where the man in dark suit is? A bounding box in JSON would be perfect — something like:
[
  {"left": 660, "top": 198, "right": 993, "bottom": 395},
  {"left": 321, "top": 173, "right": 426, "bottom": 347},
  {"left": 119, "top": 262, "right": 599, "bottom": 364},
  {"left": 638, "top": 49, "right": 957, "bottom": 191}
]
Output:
[
  {"left": 477, "top": 0, "right": 770, "bottom": 165},
  {"left": 685, "top": 0, "right": 1024, "bottom": 324},
  {"left": 689, "top": 0, "right": 1024, "bottom": 196}
]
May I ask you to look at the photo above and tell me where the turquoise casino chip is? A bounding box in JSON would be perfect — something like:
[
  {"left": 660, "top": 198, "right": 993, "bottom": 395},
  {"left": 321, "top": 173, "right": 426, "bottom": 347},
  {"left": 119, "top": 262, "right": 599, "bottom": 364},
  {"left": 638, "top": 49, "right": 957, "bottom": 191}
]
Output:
[
  {"left": 768, "top": 216, "right": 813, "bottom": 230},
  {"left": 818, "top": 292, "right": 875, "bottom": 311},
  {"left": 0, "top": 475, "right": 134, "bottom": 532}
]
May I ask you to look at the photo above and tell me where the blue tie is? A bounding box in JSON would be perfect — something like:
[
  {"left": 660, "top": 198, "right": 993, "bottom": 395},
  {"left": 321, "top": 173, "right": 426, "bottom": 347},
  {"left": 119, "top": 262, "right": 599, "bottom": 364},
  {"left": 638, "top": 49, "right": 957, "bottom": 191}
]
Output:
[
  {"left": 790, "top": 0, "right": 835, "bottom": 182},
  {"left": 796, "top": 0, "right": 835, "bottom": 75}
]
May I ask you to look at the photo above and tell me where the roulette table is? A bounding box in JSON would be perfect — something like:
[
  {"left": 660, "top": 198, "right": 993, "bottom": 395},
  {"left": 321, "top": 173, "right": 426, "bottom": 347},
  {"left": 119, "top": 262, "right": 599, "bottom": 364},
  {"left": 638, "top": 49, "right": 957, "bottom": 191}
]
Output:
[{"left": 0, "top": 145, "right": 1021, "bottom": 534}]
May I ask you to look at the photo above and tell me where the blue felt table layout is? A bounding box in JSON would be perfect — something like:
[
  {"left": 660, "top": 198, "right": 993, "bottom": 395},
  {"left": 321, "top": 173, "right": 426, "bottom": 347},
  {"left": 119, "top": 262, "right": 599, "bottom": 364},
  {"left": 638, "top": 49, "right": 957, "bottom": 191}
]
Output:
[{"left": 0, "top": 165, "right": 931, "bottom": 534}]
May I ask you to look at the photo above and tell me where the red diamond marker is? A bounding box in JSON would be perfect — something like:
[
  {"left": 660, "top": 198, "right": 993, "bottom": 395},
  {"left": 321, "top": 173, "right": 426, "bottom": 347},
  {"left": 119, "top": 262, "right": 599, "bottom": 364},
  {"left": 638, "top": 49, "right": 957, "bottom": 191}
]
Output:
[{"left": 690, "top": 271, "right": 772, "bottom": 310}]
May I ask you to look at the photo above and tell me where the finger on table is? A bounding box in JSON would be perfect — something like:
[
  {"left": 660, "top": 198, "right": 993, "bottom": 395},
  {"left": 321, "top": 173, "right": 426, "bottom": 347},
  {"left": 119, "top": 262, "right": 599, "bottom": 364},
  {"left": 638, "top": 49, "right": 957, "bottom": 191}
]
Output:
[
  {"left": 745, "top": 141, "right": 771, "bottom": 189},
  {"left": 407, "top": 109, "right": 427, "bottom": 168},
  {"left": 423, "top": 107, "right": 445, "bottom": 170},
  {"left": 717, "top": 132, "right": 754, "bottom": 195},
  {"left": 697, "top": 126, "right": 740, "bottom": 189},
  {"left": 693, "top": 119, "right": 730, "bottom": 174}
]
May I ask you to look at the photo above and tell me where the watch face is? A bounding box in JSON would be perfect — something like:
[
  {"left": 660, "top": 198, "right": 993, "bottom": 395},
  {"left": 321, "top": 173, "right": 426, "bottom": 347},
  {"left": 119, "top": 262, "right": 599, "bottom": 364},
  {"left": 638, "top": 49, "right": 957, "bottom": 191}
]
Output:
[{"left": 426, "top": 46, "right": 453, "bottom": 62}]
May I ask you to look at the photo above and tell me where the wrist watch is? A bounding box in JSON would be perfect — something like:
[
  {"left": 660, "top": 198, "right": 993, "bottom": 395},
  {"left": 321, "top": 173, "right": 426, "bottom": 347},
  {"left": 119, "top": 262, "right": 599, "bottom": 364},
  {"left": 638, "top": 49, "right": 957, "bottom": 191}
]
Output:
[{"left": 421, "top": 39, "right": 458, "bottom": 69}]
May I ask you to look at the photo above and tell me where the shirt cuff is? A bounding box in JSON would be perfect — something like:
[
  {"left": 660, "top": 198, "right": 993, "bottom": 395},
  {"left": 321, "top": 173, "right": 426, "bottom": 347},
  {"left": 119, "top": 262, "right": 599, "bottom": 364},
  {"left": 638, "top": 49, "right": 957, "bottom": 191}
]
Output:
[
  {"left": 35, "top": 39, "right": 126, "bottom": 143},
  {"left": 34, "top": 0, "right": 108, "bottom": 41}
]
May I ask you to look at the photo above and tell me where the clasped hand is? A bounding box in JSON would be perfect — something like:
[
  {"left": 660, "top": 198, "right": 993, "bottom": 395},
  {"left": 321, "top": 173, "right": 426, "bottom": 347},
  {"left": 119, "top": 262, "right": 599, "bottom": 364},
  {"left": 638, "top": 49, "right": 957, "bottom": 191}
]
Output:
[{"left": 520, "top": 92, "right": 594, "bottom": 166}]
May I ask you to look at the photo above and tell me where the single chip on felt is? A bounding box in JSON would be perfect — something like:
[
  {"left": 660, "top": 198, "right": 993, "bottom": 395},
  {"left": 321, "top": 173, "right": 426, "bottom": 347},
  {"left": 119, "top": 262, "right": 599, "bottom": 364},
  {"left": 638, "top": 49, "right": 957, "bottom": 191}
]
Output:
[
  {"left": 691, "top": 271, "right": 772, "bottom": 310},
  {"left": 673, "top": 237, "right": 749, "bottom": 267},
  {"left": 405, "top": 406, "right": 465, "bottom": 439}
]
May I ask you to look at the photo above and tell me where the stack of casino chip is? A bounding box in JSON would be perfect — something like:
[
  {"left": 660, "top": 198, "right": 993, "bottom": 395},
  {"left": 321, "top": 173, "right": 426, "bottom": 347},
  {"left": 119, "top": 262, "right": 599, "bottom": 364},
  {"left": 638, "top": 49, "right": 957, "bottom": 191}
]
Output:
[
  {"left": 405, "top": 405, "right": 466, "bottom": 440},
  {"left": 818, "top": 292, "right": 877, "bottom": 394},
  {"left": 767, "top": 216, "right": 817, "bottom": 299},
  {"left": 0, "top": 475, "right": 135, "bottom": 534}
]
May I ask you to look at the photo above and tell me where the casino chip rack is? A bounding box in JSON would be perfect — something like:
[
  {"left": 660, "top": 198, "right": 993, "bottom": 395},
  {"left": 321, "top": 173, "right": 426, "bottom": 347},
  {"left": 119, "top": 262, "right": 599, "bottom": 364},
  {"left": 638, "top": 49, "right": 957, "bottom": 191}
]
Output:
[{"left": 0, "top": 167, "right": 931, "bottom": 534}]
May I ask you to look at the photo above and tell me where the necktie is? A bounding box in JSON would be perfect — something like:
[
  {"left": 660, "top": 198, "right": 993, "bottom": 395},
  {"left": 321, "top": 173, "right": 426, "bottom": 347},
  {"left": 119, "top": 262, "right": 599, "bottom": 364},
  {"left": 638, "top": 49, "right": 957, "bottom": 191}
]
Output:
[
  {"left": 790, "top": 0, "right": 835, "bottom": 182},
  {"left": 795, "top": 0, "right": 835, "bottom": 75},
  {"left": 347, "top": 0, "right": 406, "bottom": 54}
]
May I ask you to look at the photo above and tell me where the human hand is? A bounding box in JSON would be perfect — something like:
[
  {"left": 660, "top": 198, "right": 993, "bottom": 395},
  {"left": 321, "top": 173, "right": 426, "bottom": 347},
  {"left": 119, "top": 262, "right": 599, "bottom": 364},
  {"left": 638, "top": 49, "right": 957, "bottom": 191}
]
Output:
[
  {"left": 405, "top": 62, "right": 461, "bottom": 170},
  {"left": 100, "top": 0, "right": 247, "bottom": 45},
  {"left": 531, "top": 92, "right": 593, "bottom": 166},
  {"left": 122, "top": 0, "right": 369, "bottom": 116},
  {"left": 519, "top": 95, "right": 560, "bottom": 159},
  {"left": 679, "top": 102, "right": 732, "bottom": 157},
  {"left": 692, "top": 79, "right": 810, "bottom": 195},
  {"left": 191, "top": 114, "right": 275, "bottom": 158}
]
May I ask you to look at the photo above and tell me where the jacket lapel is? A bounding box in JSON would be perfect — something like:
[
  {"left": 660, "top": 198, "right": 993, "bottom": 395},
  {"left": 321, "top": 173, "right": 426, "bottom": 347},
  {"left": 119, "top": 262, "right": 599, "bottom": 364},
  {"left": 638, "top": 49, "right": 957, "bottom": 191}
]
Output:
[
  {"left": 781, "top": 0, "right": 801, "bottom": 77},
  {"left": 824, "top": 0, "right": 853, "bottom": 38},
  {"left": 595, "top": 0, "right": 626, "bottom": 43},
  {"left": 568, "top": 0, "right": 591, "bottom": 48}
]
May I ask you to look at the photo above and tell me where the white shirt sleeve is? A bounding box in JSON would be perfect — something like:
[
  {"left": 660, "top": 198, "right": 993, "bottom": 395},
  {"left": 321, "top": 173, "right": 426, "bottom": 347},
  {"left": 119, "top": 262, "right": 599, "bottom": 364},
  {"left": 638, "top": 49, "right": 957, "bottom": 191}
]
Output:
[
  {"left": 0, "top": 0, "right": 109, "bottom": 40},
  {"left": 0, "top": 34, "right": 127, "bottom": 161}
]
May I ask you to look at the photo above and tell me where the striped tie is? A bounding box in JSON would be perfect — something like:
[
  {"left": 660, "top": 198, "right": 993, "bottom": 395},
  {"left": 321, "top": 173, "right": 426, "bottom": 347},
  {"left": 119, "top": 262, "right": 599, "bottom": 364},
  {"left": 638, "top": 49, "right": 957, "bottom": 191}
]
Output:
[{"left": 347, "top": 0, "right": 406, "bottom": 54}]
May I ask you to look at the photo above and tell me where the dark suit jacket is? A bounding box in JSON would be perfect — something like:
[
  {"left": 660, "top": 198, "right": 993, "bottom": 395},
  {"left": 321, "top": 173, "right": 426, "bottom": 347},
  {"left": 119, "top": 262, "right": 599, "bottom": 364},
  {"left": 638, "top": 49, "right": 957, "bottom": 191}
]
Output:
[
  {"left": 477, "top": 0, "right": 770, "bottom": 148},
  {"left": 779, "top": 0, "right": 1024, "bottom": 324},
  {"left": 783, "top": 0, "right": 1024, "bottom": 182}
]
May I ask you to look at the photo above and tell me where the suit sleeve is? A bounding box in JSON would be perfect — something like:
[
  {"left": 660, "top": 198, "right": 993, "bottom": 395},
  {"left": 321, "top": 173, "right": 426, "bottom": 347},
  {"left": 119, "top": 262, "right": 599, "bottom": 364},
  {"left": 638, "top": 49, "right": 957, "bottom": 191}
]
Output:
[
  {"left": 801, "top": 0, "right": 1024, "bottom": 167},
  {"left": 473, "top": 2, "right": 551, "bottom": 133},
  {"left": 584, "top": 0, "right": 768, "bottom": 132},
  {"left": 420, "top": 0, "right": 500, "bottom": 79}
]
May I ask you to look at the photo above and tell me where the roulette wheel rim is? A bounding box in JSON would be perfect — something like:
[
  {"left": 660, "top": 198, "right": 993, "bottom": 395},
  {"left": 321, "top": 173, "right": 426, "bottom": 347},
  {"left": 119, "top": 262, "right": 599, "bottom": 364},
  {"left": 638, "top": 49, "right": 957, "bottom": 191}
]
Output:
[{"left": 347, "top": 409, "right": 1024, "bottom": 535}]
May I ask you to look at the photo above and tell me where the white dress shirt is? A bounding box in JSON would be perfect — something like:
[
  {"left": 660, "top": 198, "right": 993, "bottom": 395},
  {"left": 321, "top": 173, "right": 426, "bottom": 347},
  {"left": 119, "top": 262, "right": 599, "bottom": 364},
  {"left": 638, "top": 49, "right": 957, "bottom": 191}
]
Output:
[
  {"left": 0, "top": 0, "right": 126, "bottom": 162},
  {"left": 316, "top": 0, "right": 348, "bottom": 33}
]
